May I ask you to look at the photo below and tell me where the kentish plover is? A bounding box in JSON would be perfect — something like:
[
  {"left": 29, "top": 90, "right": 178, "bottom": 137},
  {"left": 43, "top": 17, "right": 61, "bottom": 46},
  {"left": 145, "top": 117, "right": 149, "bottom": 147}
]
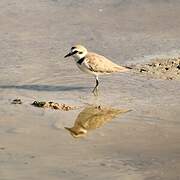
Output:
[
  {"left": 64, "top": 45, "right": 130, "bottom": 95},
  {"left": 65, "top": 105, "right": 130, "bottom": 138}
]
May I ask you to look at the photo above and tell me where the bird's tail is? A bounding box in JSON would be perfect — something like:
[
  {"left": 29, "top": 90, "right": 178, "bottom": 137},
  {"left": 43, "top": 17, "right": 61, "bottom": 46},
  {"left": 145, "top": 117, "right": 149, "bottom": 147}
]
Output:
[
  {"left": 124, "top": 66, "right": 133, "bottom": 69},
  {"left": 114, "top": 65, "right": 132, "bottom": 72}
]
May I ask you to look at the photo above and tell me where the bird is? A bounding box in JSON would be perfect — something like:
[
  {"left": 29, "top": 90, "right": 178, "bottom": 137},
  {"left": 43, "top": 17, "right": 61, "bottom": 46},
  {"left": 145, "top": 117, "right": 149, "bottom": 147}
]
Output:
[
  {"left": 64, "top": 45, "right": 130, "bottom": 95},
  {"left": 65, "top": 105, "right": 130, "bottom": 138}
]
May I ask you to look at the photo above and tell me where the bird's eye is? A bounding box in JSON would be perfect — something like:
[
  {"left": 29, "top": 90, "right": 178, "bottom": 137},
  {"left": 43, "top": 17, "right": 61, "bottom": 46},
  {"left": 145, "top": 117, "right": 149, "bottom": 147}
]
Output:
[
  {"left": 78, "top": 131, "right": 85, "bottom": 134},
  {"left": 79, "top": 52, "right": 83, "bottom": 54},
  {"left": 73, "top": 50, "right": 78, "bottom": 54}
]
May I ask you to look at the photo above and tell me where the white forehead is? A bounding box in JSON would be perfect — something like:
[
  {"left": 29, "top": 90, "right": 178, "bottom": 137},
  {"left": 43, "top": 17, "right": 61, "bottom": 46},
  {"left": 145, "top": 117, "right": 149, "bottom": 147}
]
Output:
[{"left": 71, "top": 45, "right": 87, "bottom": 52}]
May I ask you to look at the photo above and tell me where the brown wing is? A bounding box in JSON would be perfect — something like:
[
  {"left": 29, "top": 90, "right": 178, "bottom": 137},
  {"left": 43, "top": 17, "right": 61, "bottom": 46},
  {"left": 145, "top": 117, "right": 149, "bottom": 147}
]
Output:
[{"left": 85, "top": 52, "right": 129, "bottom": 73}]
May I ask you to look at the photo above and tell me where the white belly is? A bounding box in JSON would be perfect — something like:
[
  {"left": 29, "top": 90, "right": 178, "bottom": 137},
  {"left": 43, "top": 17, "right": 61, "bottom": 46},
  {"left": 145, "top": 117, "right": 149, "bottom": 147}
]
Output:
[{"left": 76, "top": 62, "right": 98, "bottom": 76}]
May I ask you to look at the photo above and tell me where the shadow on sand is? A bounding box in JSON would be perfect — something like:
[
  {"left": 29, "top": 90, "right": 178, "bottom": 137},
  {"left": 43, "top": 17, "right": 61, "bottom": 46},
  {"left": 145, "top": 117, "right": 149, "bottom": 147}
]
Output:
[{"left": 0, "top": 84, "right": 89, "bottom": 92}]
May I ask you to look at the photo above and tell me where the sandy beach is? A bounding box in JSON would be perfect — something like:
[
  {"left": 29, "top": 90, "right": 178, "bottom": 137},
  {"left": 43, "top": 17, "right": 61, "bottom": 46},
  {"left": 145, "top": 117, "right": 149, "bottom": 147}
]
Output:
[{"left": 0, "top": 0, "right": 180, "bottom": 179}]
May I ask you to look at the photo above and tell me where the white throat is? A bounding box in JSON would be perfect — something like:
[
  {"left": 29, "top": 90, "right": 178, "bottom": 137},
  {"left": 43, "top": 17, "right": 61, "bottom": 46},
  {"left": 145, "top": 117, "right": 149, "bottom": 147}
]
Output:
[{"left": 72, "top": 53, "right": 86, "bottom": 62}]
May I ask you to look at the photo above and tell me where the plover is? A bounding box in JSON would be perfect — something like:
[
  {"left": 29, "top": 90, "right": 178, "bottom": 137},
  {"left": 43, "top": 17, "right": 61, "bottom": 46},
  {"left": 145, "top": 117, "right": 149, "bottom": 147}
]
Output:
[
  {"left": 65, "top": 105, "right": 130, "bottom": 138},
  {"left": 64, "top": 45, "right": 130, "bottom": 95}
]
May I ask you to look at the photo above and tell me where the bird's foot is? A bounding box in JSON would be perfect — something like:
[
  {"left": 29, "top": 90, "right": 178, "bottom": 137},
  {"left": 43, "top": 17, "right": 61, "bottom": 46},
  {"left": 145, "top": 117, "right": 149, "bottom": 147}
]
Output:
[{"left": 92, "top": 87, "right": 99, "bottom": 96}]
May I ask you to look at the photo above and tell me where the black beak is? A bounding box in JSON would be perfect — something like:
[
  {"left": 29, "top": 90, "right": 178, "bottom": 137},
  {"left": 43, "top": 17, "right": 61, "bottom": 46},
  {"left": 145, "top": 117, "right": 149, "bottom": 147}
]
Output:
[
  {"left": 64, "top": 52, "right": 72, "bottom": 58},
  {"left": 64, "top": 50, "right": 78, "bottom": 58}
]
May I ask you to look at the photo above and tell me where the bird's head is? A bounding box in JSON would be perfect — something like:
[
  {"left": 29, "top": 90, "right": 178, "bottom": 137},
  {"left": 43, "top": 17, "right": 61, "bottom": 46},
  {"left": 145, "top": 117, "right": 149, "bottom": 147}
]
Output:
[
  {"left": 64, "top": 126, "right": 87, "bottom": 138},
  {"left": 64, "top": 45, "right": 88, "bottom": 60}
]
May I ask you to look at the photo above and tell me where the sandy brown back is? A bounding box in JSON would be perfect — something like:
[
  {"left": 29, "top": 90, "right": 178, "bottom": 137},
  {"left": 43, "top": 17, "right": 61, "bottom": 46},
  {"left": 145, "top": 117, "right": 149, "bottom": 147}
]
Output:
[{"left": 85, "top": 52, "right": 129, "bottom": 73}]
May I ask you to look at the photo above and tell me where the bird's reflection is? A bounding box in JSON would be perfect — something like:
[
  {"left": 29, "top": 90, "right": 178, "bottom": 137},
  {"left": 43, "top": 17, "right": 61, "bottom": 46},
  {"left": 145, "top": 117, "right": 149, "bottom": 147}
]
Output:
[{"left": 65, "top": 105, "right": 130, "bottom": 138}]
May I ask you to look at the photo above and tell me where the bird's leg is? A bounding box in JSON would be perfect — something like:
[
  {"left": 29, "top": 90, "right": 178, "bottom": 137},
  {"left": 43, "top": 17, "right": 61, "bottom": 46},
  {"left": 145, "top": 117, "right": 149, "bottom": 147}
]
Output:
[{"left": 92, "top": 76, "right": 99, "bottom": 95}]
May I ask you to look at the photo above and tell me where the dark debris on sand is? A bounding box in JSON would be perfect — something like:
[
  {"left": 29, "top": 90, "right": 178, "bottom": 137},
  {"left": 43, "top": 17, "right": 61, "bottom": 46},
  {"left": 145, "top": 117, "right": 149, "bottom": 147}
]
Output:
[
  {"left": 31, "top": 101, "right": 79, "bottom": 111},
  {"left": 132, "top": 57, "right": 180, "bottom": 80},
  {"left": 11, "top": 98, "right": 23, "bottom": 104}
]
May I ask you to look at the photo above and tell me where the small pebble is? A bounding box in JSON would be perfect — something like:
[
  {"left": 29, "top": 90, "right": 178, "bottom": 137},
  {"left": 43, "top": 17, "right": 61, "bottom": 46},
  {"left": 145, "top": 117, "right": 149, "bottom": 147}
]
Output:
[{"left": 11, "top": 99, "right": 22, "bottom": 104}]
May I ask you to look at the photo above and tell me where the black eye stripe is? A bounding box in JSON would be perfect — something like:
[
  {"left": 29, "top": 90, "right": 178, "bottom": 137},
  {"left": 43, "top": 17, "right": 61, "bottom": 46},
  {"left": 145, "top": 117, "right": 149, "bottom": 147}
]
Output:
[
  {"left": 71, "top": 47, "right": 76, "bottom": 50},
  {"left": 73, "top": 50, "right": 78, "bottom": 54},
  {"left": 70, "top": 50, "right": 78, "bottom": 55},
  {"left": 79, "top": 52, "right": 83, "bottom": 54}
]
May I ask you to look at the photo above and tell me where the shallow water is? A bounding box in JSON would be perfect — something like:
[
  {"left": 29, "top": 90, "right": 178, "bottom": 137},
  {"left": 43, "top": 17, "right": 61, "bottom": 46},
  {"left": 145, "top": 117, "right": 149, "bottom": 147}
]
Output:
[
  {"left": 64, "top": 105, "right": 130, "bottom": 138},
  {"left": 0, "top": 0, "right": 180, "bottom": 180}
]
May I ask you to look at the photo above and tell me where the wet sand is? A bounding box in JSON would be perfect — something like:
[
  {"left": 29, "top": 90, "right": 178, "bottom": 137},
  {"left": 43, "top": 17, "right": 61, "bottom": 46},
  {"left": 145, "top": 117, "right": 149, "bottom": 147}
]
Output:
[
  {"left": 132, "top": 56, "right": 180, "bottom": 80},
  {"left": 0, "top": 0, "right": 180, "bottom": 179}
]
